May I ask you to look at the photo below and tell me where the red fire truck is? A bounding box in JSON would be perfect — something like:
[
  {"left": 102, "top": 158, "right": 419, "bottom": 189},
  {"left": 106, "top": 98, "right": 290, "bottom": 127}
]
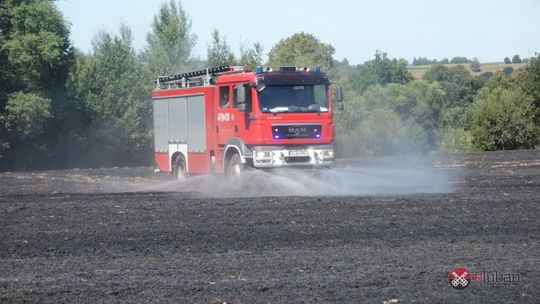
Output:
[{"left": 152, "top": 65, "right": 343, "bottom": 178}]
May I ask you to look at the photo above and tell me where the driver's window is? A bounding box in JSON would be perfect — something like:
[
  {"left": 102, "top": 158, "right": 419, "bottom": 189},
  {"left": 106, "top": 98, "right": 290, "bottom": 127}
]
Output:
[{"left": 219, "top": 86, "right": 230, "bottom": 108}]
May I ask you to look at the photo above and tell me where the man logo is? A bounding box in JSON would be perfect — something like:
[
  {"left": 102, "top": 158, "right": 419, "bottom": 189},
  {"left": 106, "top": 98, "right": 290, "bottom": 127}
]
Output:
[{"left": 449, "top": 267, "right": 471, "bottom": 290}]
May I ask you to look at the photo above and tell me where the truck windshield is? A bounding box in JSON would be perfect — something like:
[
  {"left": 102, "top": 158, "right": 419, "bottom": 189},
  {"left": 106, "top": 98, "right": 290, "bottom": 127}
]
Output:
[{"left": 258, "top": 84, "right": 329, "bottom": 113}]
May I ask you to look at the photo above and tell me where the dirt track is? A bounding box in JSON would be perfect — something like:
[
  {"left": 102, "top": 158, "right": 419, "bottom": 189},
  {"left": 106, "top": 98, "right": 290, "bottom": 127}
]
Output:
[{"left": 1, "top": 150, "right": 539, "bottom": 303}]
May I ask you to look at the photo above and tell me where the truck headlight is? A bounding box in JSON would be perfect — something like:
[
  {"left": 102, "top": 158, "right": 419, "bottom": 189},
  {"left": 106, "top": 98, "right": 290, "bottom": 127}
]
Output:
[
  {"left": 322, "top": 150, "right": 334, "bottom": 159},
  {"left": 255, "top": 151, "right": 272, "bottom": 159}
]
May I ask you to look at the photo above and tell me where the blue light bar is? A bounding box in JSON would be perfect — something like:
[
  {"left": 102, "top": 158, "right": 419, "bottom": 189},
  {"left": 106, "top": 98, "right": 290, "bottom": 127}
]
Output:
[
  {"left": 255, "top": 66, "right": 264, "bottom": 74},
  {"left": 313, "top": 66, "right": 321, "bottom": 73}
]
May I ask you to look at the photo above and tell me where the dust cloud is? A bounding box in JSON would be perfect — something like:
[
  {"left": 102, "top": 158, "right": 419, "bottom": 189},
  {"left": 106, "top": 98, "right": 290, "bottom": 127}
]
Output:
[
  {"left": 135, "top": 156, "right": 454, "bottom": 197},
  {"left": 0, "top": 156, "right": 454, "bottom": 196}
]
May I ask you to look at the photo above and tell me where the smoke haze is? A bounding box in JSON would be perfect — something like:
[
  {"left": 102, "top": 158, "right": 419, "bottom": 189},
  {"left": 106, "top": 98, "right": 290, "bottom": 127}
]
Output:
[
  {"left": 135, "top": 155, "right": 453, "bottom": 197},
  {"left": 0, "top": 155, "right": 455, "bottom": 197}
]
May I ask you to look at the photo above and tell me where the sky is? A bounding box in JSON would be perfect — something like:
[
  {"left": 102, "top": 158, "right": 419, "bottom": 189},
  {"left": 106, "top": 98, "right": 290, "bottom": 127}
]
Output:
[{"left": 56, "top": 0, "right": 540, "bottom": 65}]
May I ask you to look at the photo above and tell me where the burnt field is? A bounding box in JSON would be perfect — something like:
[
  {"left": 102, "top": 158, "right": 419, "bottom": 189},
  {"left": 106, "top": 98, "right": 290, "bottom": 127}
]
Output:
[{"left": 1, "top": 150, "right": 539, "bottom": 303}]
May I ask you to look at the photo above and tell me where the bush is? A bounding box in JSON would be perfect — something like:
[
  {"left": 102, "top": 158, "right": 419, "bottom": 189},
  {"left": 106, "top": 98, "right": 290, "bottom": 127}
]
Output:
[
  {"left": 337, "top": 107, "right": 430, "bottom": 157},
  {"left": 502, "top": 66, "right": 514, "bottom": 75},
  {"left": 480, "top": 71, "right": 493, "bottom": 79},
  {"left": 470, "top": 87, "right": 537, "bottom": 150},
  {"left": 437, "top": 127, "right": 474, "bottom": 152}
]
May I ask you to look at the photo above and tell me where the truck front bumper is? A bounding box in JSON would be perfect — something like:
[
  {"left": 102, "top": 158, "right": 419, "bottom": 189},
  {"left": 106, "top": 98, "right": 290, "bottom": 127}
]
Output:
[{"left": 250, "top": 144, "right": 335, "bottom": 168}]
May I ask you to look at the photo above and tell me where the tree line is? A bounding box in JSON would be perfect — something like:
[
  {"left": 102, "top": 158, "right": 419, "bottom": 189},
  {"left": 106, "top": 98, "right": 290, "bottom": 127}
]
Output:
[
  {"left": 412, "top": 56, "right": 471, "bottom": 66},
  {"left": 0, "top": 0, "right": 538, "bottom": 170},
  {"left": 414, "top": 55, "right": 529, "bottom": 66}
]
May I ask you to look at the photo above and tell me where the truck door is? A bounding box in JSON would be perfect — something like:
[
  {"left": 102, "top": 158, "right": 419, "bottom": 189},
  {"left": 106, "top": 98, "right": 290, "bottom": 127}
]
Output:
[
  {"left": 216, "top": 84, "right": 251, "bottom": 147},
  {"left": 232, "top": 83, "right": 251, "bottom": 137},
  {"left": 215, "top": 85, "right": 234, "bottom": 146}
]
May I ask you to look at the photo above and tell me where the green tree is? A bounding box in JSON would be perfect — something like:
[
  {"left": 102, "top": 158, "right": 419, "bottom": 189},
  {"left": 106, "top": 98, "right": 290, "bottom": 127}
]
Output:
[
  {"left": 142, "top": 0, "right": 196, "bottom": 75},
  {"left": 437, "top": 126, "right": 474, "bottom": 152},
  {"left": 369, "top": 81, "right": 444, "bottom": 147},
  {"left": 67, "top": 24, "right": 152, "bottom": 166},
  {"left": 335, "top": 80, "right": 445, "bottom": 155},
  {"left": 206, "top": 28, "right": 236, "bottom": 67},
  {"left": 0, "top": 92, "right": 53, "bottom": 167},
  {"left": 0, "top": 0, "right": 73, "bottom": 168},
  {"left": 412, "top": 57, "right": 437, "bottom": 66},
  {"left": 480, "top": 71, "right": 494, "bottom": 80},
  {"left": 238, "top": 42, "right": 263, "bottom": 70},
  {"left": 470, "top": 87, "right": 537, "bottom": 150},
  {"left": 502, "top": 66, "right": 514, "bottom": 75},
  {"left": 351, "top": 51, "right": 413, "bottom": 94},
  {"left": 521, "top": 53, "right": 540, "bottom": 135},
  {"left": 523, "top": 53, "right": 540, "bottom": 107},
  {"left": 423, "top": 64, "right": 487, "bottom": 132},
  {"left": 481, "top": 70, "right": 526, "bottom": 93},
  {"left": 450, "top": 56, "right": 470, "bottom": 64},
  {"left": 511, "top": 54, "right": 522, "bottom": 63},
  {"left": 470, "top": 57, "right": 481, "bottom": 72},
  {"left": 267, "top": 32, "right": 335, "bottom": 71},
  {"left": 504, "top": 57, "right": 511, "bottom": 64},
  {"left": 1, "top": 92, "right": 51, "bottom": 139},
  {"left": 423, "top": 64, "right": 483, "bottom": 109},
  {"left": 341, "top": 108, "right": 407, "bottom": 156}
]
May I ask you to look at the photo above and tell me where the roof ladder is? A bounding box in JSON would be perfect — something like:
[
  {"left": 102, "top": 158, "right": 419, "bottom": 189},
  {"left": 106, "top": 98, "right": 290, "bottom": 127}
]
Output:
[{"left": 156, "top": 66, "right": 245, "bottom": 89}]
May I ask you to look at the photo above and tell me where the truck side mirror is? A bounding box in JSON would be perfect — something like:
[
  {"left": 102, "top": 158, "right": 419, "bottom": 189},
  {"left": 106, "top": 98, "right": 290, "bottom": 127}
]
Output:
[
  {"left": 336, "top": 86, "right": 343, "bottom": 102},
  {"left": 335, "top": 86, "right": 344, "bottom": 111},
  {"left": 235, "top": 84, "right": 251, "bottom": 112}
]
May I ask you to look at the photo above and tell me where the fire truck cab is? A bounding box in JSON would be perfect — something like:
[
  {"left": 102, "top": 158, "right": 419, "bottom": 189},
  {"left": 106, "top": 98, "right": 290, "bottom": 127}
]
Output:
[{"left": 152, "top": 66, "right": 343, "bottom": 178}]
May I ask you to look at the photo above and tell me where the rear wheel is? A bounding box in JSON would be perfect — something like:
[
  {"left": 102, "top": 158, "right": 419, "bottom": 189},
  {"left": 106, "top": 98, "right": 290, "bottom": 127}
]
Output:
[
  {"left": 226, "top": 153, "right": 243, "bottom": 177},
  {"left": 173, "top": 155, "right": 187, "bottom": 180}
]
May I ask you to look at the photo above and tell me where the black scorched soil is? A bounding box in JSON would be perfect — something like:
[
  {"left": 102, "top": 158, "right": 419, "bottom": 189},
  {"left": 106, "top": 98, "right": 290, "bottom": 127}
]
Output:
[{"left": 1, "top": 150, "right": 539, "bottom": 303}]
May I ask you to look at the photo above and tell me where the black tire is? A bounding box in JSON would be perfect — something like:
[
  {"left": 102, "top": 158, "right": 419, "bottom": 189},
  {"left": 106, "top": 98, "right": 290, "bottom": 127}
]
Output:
[
  {"left": 173, "top": 155, "right": 187, "bottom": 180},
  {"left": 226, "top": 153, "right": 243, "bottom": 177}
]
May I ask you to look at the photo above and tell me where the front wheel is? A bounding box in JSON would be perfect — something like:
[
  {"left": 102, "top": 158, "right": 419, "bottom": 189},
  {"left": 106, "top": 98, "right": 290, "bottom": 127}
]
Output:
[{"left": 226, "top": 153, "right": 243, "bottom": 177}]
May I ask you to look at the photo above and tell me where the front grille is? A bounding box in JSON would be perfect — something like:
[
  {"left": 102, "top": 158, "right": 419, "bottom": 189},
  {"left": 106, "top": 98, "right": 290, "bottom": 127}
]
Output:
[{"left": 272, "top": 124, "right": 321, "bottom": 139}]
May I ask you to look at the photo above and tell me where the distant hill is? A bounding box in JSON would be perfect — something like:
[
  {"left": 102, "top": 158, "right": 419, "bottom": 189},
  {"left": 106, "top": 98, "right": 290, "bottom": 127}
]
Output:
[{"left": 407, "top": 62, "right": 527, "bottom": 79}]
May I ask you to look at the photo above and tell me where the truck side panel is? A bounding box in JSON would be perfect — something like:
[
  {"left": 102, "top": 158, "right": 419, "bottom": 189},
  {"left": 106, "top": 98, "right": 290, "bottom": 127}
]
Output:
[
  {"left": 168, "top": 97, "right": 187, "bottom": 144},
  {"left": 187, "top": 153, "right": 209, "bottom": 173},
  {"left": 153, "top": 92, "right": 211, "bottom": 174},
  {"left": 186, "top": 95, "right": 206, "bottom": 152},
  {"left": 153, "top": 98, "right": 169, "bottom": 152},
  {"left": 186, "top": 94, "right": 209, "bottom": 173},
  {"left": 154, "top": 152, "right": 169, "bottom": 172},
  {"left": 153, "top": 98, "right": 170, "bottom": 171}
]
